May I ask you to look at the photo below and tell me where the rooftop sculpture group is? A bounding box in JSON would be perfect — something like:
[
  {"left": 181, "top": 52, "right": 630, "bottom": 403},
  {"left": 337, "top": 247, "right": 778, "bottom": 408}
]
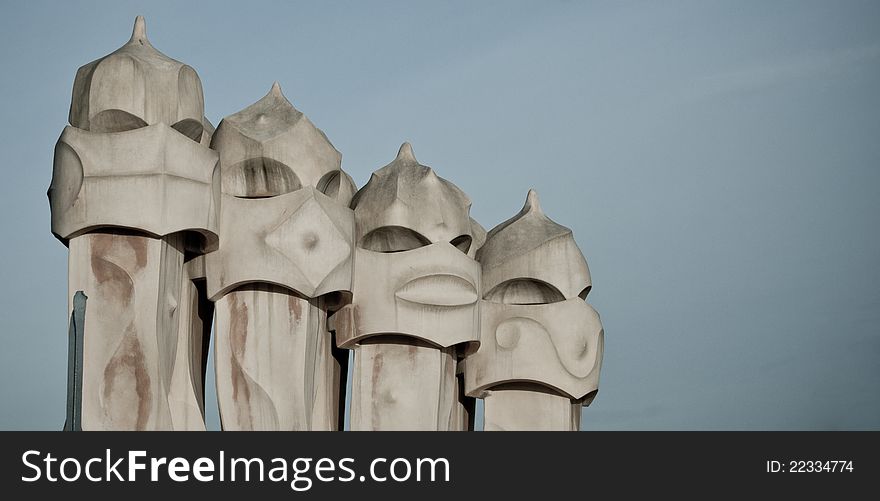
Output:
[{"left": 49, "top": 17, "right": 604, "bottom": 431}]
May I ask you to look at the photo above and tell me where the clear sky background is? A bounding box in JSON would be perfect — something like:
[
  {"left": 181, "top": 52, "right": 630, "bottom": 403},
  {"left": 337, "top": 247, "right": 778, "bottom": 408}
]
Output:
[{"left": 1, "top": 0, "right": 878, "bottom": 430}]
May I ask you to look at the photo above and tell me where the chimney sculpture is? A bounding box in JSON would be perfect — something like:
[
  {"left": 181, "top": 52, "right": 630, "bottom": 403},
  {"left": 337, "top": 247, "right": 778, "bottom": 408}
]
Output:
[
  {"left": 205, "top": 83, "right": 355, "bottom": 430},
  {"left": 51, "top": 18, "right": 606, "bottom": 431},
  {"left": 331, "top": 143, "right": 483, "bottom": 430},
  {"left": 48, "top": 17, "right": 220, "bottom": 430},
  {"left": 461, "top": 190, "right": 604, "bottom": 430}
]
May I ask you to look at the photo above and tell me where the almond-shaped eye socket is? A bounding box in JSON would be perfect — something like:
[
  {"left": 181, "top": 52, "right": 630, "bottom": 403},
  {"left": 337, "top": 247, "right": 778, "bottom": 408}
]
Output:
[
  {"left": 89, "top": 109, "right": 147, "bottom": 133},
  {"left": 578, "top": 286, "right": 591, "bottom": 300},
  {"left": 223, "top": 157, "right": 302, "bottom": 198},
  {"left": 360, "top": 226, "right": 430, "bottom": 253},
  {"left": 450, "top": 235, "right": 472, "bottom": 254},
  {"left": 171, "top": 118, "right": 204, "bottom": 142},
  {"left": 484, "top": 278, "right": 566, "bottom": 305}
]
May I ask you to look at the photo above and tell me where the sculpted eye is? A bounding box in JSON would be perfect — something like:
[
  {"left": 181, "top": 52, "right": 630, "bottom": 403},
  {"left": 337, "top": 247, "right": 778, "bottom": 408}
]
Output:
[
  {"left": 222, "top": 157, "right": 302, "bottom": 198},
  {"left": 360, "top": 226, "right": 430, "bottom": 253},
  {"left": 449, "top": 235, "right": 472, "bottom": 254},
  {"left": 484, "top": 278, "right": 566, "bottom": 305},
  {"left": 89, "top": 109, "right": 147, "bottom": 133},
  {"left": 171, "top": 118, "right": 204, "bottom": 142},
  {"left": 578, "top": 286, "right": 591, "bottom": 300}
]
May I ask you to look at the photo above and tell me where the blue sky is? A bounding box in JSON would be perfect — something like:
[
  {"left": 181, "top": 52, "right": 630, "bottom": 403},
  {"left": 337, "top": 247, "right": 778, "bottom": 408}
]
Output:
[{"left": 1, "top": 0, "right": 878, "bottom": 430}]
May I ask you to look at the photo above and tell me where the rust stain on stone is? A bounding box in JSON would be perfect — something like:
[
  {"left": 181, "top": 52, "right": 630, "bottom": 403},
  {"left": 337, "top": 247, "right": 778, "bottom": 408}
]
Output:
[
  {"left": 103, "top": 325, "right": 152, "bottom": 430},
  {"left": 288, "top": 293, "right": 303, "bottom": 320},
  {"left": 227, "top": 293, "right": 252, "bottom": 428},
  {"left": 126, "top": 235, "right": 148, "bottom": 270},
  {"left": 371, "top": 347, "right": 385, "bottom": 427}
]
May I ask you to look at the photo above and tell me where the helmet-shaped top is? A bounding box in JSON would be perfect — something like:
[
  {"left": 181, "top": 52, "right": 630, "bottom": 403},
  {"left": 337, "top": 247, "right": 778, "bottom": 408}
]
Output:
[
  {"left": 478, "top": 190, "right": 591, "bottom": 303},
  {"left": 69, "top": 16, "right": 205, "bottom": 141},
  {"left": 352, "top": 143, "right": 475, "bottom": 254},
  {"left": 211, "top": 82, "right": 353, "bottom": 202}
]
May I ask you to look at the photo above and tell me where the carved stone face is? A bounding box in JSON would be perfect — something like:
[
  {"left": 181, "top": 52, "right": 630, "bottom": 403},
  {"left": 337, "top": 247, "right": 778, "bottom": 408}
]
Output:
[
  {"left": 334, "top": 143, "right": 481, "bottom": 349},
  {"left": 337, "top": 242, "right": 480, "bottom": 348},
  {"left": 205, "top": 83, "right": 356, "bottom": 299},
  {"left": 463, "top": 190, "right": 604, "bottom": 403}
]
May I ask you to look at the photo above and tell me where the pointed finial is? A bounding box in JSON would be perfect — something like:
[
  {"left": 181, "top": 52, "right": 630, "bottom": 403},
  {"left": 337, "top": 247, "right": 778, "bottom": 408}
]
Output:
[
  {"left": 130, "top": 15, "right": 148, "bottom": 44},
  {"left": 523, "top": 188, "right": 543, "bottom": 214},
  {"left": 269, "top": 81, "right": 284, "bottom": 98},
  {"left": 397, "top": 142, "right": 417, "bottom": 163}
]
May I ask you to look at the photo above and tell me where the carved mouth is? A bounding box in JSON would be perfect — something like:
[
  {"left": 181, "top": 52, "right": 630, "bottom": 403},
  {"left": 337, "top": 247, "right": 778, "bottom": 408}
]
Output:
[{"left": 395, "top": 274, "right": 478, "bottom": 307}]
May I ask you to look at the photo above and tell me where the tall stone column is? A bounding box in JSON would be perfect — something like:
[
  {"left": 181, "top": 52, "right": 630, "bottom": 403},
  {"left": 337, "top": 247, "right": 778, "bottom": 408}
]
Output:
[
  {"left": 206, "top": 83, "right": 355, "bottom": 430},
  {"left": 48, "top": 17, "right": 220, "bottom": 430},
  {"left": 331, "top": 143, "right": 483, "bottom": 430},
  {"left": 462, "top": 190, "right": 604, "bottom": 431}
]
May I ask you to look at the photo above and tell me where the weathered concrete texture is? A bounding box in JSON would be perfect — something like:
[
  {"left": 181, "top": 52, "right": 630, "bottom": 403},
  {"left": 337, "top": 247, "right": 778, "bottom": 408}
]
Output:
[
  {"left": 53, "top": 17, "right": 220, "bottom": 430},
  {"left": 208, "top": 83, "right": 354, "bottom": 430},
  {"left": 214, "top": 285, "right": 343, "bottom": 430},
  {"left": 334, "top": 143, "right": 481, "bottom": 430},
  {"left": 463, "top": 190, "right": 604, "bottom": 431}
]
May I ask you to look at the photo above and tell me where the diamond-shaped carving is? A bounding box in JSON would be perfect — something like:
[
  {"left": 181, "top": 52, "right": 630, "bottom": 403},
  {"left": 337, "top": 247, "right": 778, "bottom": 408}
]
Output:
[{"left": 264, "top": 196, "right": 349, "bottom": 292}]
